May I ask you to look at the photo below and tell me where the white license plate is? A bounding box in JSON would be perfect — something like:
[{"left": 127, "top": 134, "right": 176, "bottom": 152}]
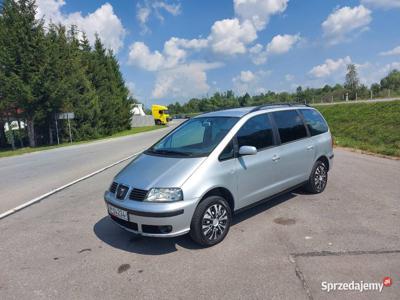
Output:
[{"left": 108, "top": 204, "right": 128, "bottom": 221}]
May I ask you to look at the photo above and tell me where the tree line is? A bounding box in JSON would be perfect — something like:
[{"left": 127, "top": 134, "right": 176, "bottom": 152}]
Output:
[
  {"left": 0, "top": 0, "right": 132, "bottom": 150},
  {"left": 168, "top": 64, "right": 400, "bottom": 115}
]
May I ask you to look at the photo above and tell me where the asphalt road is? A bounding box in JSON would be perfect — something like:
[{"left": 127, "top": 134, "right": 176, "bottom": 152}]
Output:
[
  {"left": 0, "top": 121, "right": 182, "bottom": 215},
  {"left": 0, "top": 147, "right": 399, "bottom": 299}
]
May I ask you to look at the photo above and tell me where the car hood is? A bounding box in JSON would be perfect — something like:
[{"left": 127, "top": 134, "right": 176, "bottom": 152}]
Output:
[{"left": 114, "top": 153, "right": 206, "bottom": 190}]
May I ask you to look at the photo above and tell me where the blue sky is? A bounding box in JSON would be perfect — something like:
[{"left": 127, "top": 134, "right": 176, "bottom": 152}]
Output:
[{"left": 36, "top": 0, "right": 400, "bottom": 106}]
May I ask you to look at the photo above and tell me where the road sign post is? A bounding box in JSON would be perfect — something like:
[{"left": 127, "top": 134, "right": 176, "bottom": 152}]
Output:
[
  {"left": 55, "top": 116, "right": 60, "bottom": 145},
  {"left": 57, "top": 112, "right": 75, "bottom": 144},
  {"left": 67, "top": 114, "right": 72, "bottom": 143}
]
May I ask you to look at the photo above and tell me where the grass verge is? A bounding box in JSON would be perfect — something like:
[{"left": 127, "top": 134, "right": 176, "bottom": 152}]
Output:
[
  {"left": 315, "top": 101, "right": 400, "bottom": 157},
  {"left": 0, "top": 125, "right": 165, "bottom": 158}
]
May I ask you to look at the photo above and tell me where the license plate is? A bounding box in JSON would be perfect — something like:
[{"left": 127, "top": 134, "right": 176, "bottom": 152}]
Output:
[{"left": 108, "top": 204, "right": 128, "bottom": 221}]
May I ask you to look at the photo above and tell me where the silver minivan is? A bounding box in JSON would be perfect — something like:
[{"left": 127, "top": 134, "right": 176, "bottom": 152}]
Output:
[{"left": 104, "top": 104, "right": 333, "bottom": 246}]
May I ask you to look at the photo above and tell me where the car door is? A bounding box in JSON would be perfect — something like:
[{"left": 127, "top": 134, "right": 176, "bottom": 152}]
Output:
[
  {"left": 271, "top": 109, "right": 315, "bottom": 190},
  {"left": 234, "top": 113, "right": 282, "bottom": 210}
]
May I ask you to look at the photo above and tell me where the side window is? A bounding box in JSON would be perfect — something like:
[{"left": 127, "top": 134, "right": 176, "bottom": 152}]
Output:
[
  {"left": 300, "top": 109, "right": 328, "bottom": 136},
  {"left": 219, "top": 140, "right": 234, "bottom": 161},
  {"left": 237, "top": 114, "right": 274, "bottom": 150},
  {"left": 272, "top": 110, "right": 308, "bottom": 143}
]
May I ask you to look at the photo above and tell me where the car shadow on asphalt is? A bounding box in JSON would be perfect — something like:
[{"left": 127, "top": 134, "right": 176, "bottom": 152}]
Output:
[{"left": 93, "top": 190, "right": 302, "bottom": 255}]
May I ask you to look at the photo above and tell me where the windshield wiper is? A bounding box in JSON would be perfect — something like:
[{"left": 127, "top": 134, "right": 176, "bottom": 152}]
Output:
[{"left": 150, "top": 149, "right": 192, "bottom": 156}]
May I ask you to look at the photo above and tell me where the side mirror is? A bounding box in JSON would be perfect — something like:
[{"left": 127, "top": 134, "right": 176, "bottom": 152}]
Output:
[{"left": 238, "top": 145, "right": 257, "bottom": 156}]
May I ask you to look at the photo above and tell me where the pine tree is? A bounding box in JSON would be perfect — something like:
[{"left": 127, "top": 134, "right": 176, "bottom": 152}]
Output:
[
  {"left": 0, "top": 0, "right": 46, "bottom": 147},
  {"left": 88, "top": 36, "right": 131, "bottom": 135},
  {"left": 63, "top": 26, "right": 100, "bottom": 140}
]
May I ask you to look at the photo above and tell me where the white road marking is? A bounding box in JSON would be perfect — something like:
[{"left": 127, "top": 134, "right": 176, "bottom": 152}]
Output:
[{"left": 0, "top": 150, "right": 144, "bottom": 220}]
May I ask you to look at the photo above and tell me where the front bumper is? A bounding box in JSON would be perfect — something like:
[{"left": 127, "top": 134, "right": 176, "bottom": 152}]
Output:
[{"left": 104, "top": 191, "right": 198, "bottom": 237}]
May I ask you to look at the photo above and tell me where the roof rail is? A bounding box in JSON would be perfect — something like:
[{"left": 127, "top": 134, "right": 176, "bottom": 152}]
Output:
[{"left": 248, "top": 102, "right": 309, "bottom": 113}]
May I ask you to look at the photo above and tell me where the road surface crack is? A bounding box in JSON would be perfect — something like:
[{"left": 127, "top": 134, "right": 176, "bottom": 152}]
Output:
[{"left": 291, "top": 249, "right": 400, "bottom": 258}]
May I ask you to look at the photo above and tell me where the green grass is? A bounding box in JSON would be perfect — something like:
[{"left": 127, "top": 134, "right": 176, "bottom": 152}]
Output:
[
  {"left": 315, "top": 101, "right": 400, "bottom": 157},
  {"left": 0, "top": 125, "right": 165, "bottom": 158}
]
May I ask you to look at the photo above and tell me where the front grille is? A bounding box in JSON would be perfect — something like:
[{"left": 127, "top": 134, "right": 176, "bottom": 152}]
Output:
[
  {"left": 110, "top": 215, "right": 138, "bottom": 231},
  {"left": 109, "top": 182, "right": 118, "bottom": 193},
  {"left": 129, "top": 188, "right": 148, "bottom": 201}
]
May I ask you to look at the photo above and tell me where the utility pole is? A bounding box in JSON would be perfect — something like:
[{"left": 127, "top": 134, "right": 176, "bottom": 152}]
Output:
[{"left": 370, "top": 90, "right": 373, "bottom": 100}]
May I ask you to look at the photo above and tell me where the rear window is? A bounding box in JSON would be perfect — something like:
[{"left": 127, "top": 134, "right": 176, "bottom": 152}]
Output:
[
  {"left": 272, "top": 110, "right": 308, "bottom": 143},
  {"left": 300, "top": 109, "right": 328, "bottom": 136},
  {"left": 237, "top": 114, "right": 274, "bottom": 150}
]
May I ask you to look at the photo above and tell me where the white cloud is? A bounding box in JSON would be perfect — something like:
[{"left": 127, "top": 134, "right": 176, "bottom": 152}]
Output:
[
  {"left": 128, "top": 42, "right": 165, "bottom": 71},
  {"left": 309, "top": 56, "right": 352, "bottom": 78},
  {"left": 356, "top": 61, "right": 400, "bottom": 85},
  {"left": 36, "top": 1, "right": 126, "bottom": 53},
  {"left": 249, "top": 34, "right": 301, "bottom": 65},
  {"left": 380, "top": 46, "right": 400, "bottom": 56},
  {"left": 239, "top": 70, "right": 256, "bottom": 83},
  {"left": 128, "top": 37, "right": 208, "bottom": 71},
  {"left": 133, "top": 0, "right": 289, "bottom": 60},
  {"left": 361, "top": 0, "right": 400, "bottom": 9},
  {"left": 136, "top": 1, "right": 181, "bottom": 33},
  {"left": 152, "top": 63, "right": 222, "bottom": 99},
  {"left": 234, "top": 0, "right": 288, "bottom": 30},
  {"left": 137, "top": 6, "right": 151, "bottom": 33},
  {"left": 128, "top": 38, "right": 220, "bottom": 99},
  {"left": 207, "top": 0, "right": 289, "bottom": 56},
  {"left": 209, "top": 19, "right": 257, "bottom": 55},
  {"left": 249, "top": 44, "right": 268, "bottom": 65},
  {"left": 379, "top": 61, "right": 400, "bottom": 75},
  {"left": 129, "top": 0, "right": 293, "bottom": 99},
  {"left": 163, "top": 37, "right": 208, "bottom": 67},
  {"left": 322, "top": 5, "right": 372, "bottom": 45},
  {"left": 36, "top": 0, "right": 65, "bottom": 23},
  {"left": 232, "top": 70, "right": 271, "bottom": 95},
  {"left": 266, "top": 34, "right": 301, "bottom": 54},
  {"left": 153, "top": 1, "right": 181, "bottom": 16},
  {"left": 285, "top": 74, "right": 294, "bottom": 81}
]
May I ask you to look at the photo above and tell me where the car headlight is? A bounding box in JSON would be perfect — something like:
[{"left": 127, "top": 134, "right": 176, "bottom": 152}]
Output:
[{"left": 145, "top": 188, "right": 183, "bottom": 202}]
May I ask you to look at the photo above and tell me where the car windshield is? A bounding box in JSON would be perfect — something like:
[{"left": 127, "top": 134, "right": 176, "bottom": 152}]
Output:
[{"left": 146, "top": 117, "right": 239, "bottom": 157}]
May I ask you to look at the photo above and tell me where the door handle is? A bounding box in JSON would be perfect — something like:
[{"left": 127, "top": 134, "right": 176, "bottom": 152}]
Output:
[
  {"left": 306, "top": 145, "right": 314, "bottom": 150},
  {"left": 272, "top": 155, "right": 280, "bottom": 162}
]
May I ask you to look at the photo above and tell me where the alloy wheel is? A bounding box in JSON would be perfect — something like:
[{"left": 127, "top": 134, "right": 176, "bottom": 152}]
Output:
[
  {"left": 201, "top": 204, "right": 228, "bottom": 241},
  {"left": 314, "top": 164, "right": 327, "bottom": 192}
]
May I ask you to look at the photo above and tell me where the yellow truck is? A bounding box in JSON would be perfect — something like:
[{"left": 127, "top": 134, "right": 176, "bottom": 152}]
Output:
[{"left": 152, "top": 105, "right": 171, "bottom": 125}]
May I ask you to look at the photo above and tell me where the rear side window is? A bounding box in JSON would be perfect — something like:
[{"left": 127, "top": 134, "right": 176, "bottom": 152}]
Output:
[
  {"left": 272, "top": 110, "right": 308, "bottom": 143},
  {"left": 300, "top": 109, "right": 328, "bottom": 136},
  {"left": 237, "top": 114, "right": 274, "bottom": 150}
]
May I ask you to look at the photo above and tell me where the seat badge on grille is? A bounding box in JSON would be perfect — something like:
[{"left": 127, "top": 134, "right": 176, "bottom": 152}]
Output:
[{"left": 116, "top": 185, "right": 129, "bottom": 200}]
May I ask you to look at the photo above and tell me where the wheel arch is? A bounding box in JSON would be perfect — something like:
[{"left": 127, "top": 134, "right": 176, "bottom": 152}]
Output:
[
  {"left": 199, "top": 187, "right": 235, "bottom": 212},
  {"left": 316, "top": 155, "right": 330, "bottom": 171}
]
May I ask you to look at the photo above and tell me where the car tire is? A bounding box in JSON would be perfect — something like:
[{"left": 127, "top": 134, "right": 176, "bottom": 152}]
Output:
[
  {"left": 190, "top": 196, "right": 232, "bottom": 247},
  {"left": 155, "top": 119, "right": 161, "bottom": 125},
  {"left": 304, "top": 160, "right": 328, "bottom": 194}
]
